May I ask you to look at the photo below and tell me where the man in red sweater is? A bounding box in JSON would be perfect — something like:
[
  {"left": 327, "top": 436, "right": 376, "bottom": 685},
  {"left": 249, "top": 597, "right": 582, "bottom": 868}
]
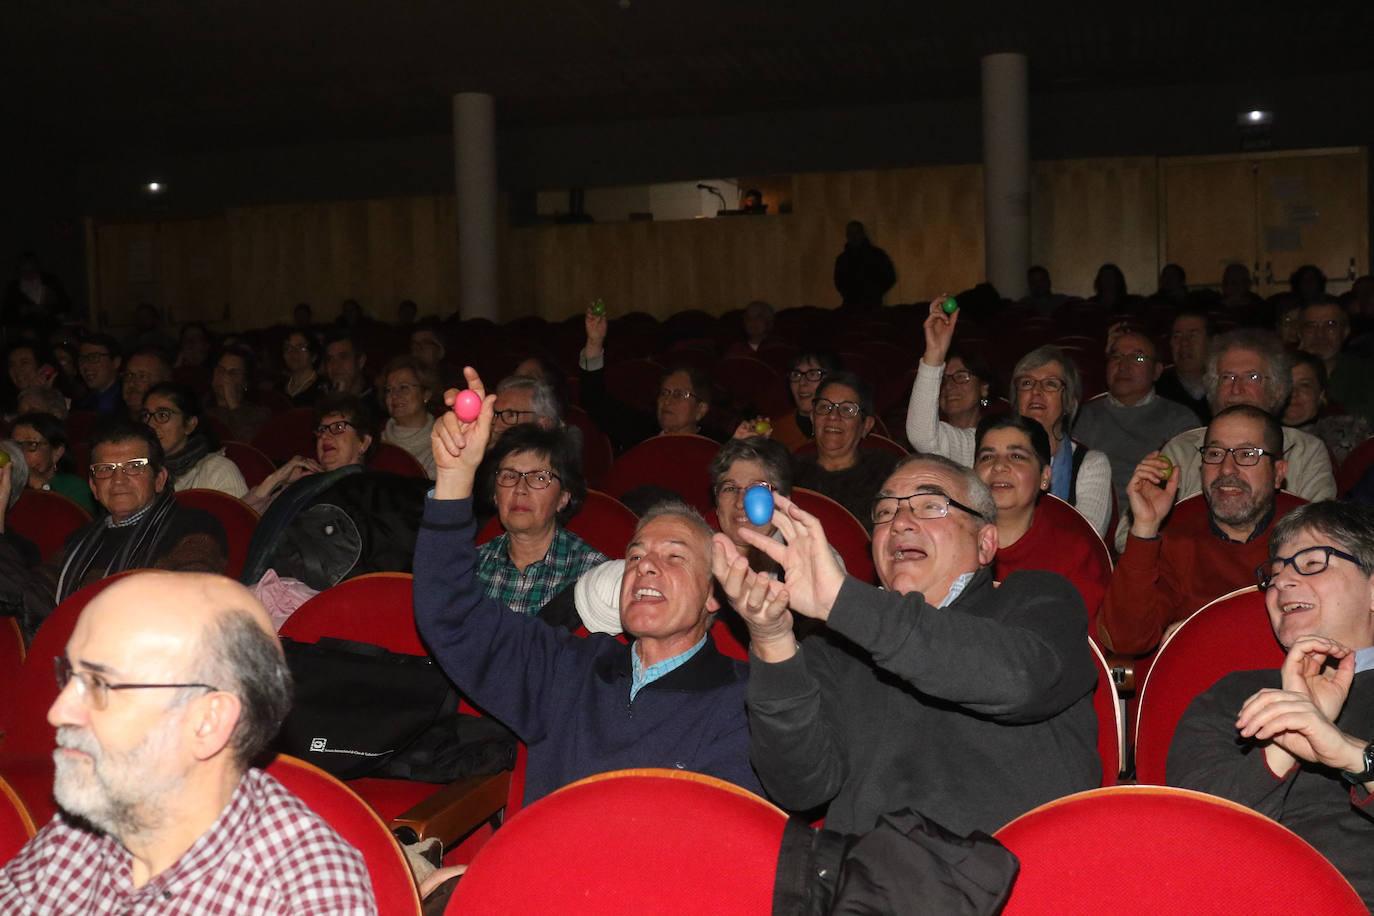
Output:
[{"left": 1100, "top": 404, "right": 1305, "bottom": 655}]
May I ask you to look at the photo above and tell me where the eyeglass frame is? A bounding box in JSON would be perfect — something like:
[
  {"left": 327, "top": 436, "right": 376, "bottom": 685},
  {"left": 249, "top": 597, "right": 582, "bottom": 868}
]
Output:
[
  {"left": 812, "top": 398, "right": 864, "bottom": 418},
  {"left": 313, "top": 420, "right": 356, "bottom": 438},
  {"left": 1196, "top": 445, "right": 1277, "bottom": 467},
  {"left": 492, "top": 408, "right": 537, "bottom": 425},
  {"left": 871, "top": 490, "right": 987, "bottom": 525},
  {"left": 494, "top": 468, "right": 562, "bottom": 489},
  {"left": 1013, "top": 376, "right": 1066, "bottom": 393},
  {"left": 1255, "top": 545, "right": 1363, "bottom": 591},
  {"left": 55, "top": 655, "right": 218, "bottom": 711},
  {"left": 714, "top": 480, "right": 774, "bottom": 500},
  {"left": 657, "top": 388, "right": 700, "bottom": 401},
  {"left": 89, "top": 458, "right": 153, "bottom": 479},
  {"left": 941, "top": 369, "right": 975, "bottom": 385},
  {"left": 1216, "top": 371, "right": 1269, "bottom": 386},
  {"left": 13, "top": 439, "right": 46, "bottom": 453},
  {"left": 788, "top": 368, "right": 826, "bottom": 383},
  {"left": 139, "top": 407, "right": 184, "bottom": 425}
]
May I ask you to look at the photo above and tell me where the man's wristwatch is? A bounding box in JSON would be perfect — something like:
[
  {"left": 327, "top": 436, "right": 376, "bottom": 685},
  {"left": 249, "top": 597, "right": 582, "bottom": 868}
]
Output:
[{"left": 1341, "top": 742, "right": 1374, "bottom": 786}]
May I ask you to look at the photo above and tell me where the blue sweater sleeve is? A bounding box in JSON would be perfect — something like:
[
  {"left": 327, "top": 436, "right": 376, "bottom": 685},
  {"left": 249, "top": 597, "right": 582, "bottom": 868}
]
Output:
[{"left": 413, "top": 495, "right": 591, "bottom": 743}]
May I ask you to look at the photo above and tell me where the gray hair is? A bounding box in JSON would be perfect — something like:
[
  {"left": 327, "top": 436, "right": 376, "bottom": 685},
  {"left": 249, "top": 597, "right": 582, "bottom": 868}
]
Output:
[
  {"left": 1203, "top": 328, "right": 1292, "bottom": 414},
  {"left": 1, "top": 441, "right": 29, "bottom": 509},
  {"left": 632, "top": 498, "right": 715, "bottom": 548},
  {"left": 193, "top": 610, "right": 293, "bottom": 770},
  {"left": 709, "top": 437, "right": 793, "bottom": 497},
  {"left": 496, "top": 374, "right": 563, "bottom": 423},
  {"left": 1011, "top": 346, "right": 1081, "bottom": 434},
  {"left": 888, "top": 452, "right": 999, "bottom": 526},
  {"left": 18, "top": 385, "right": 68, "bottom": 419},
  {"left": 1270, "top": 501, "right": 1374, "bottom": 574}
]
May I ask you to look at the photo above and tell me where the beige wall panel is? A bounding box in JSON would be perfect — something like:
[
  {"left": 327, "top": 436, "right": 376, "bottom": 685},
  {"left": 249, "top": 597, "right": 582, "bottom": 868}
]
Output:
[
  {"left": 1255, "top": 150, "right": 1368, "bottom": 295},
  {"left": 1158, "top": 158, "right": 1255, "bottom": 292}
]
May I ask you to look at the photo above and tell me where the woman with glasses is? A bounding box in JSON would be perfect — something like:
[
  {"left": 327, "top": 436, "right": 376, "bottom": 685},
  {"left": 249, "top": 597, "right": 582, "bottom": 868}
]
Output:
[
  {"left": 909, "top": 297, "right": 1112, "bottom": 535},
  {"left": 142, "top": 382, "right": 248, "bottom": 498},
  {"left": 243, "top": 393, "right": 375, "bottom": 512},
  {"left": 8, "top": 411, "right": 94, "bottom": 511},
  {"left": 206, "top": 345, "right": 271, "bottom": 444},
  {"left": 974, "top": 414, "right": 1111, "bottom": 631},
  {"left": 477, "top": 423, "right": 605, "bottom": 617},
  {"left": 380, "top": 355, "right": 437, "bottom": 478},
  {"left": 279, "top": 329, "right": 329, "bottom": 408},
  {"left": 768, "top": 350, "right": 842, "bottom": 452},
  {"left": 793, "top": 371, "right": 899, "bottom": 533},
  {"left": 1282, "top": 350, "right": 1371, "bottom": 467}
]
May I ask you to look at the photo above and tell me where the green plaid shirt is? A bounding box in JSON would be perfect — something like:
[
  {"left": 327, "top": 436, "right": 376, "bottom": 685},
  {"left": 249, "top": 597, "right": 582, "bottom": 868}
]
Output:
[{"left": 477, "top": 527, "right": 608, "bottom": 617}]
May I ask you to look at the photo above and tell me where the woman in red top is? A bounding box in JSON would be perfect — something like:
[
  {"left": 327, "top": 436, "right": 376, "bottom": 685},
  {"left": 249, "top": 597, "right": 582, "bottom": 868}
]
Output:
[{"left": 974, "top": 413, "right": 1112, "bottom": 637}]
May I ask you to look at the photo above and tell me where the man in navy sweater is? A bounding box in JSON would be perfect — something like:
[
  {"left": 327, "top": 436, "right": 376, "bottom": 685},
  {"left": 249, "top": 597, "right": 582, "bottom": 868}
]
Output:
[{"left": 413, "top": 369, "right": 760, "bottom": 809}]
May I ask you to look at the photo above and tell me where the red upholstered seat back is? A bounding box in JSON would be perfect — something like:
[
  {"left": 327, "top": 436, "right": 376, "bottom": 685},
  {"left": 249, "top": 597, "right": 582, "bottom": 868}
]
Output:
[
  {"left": 279, "top": 572, "right": 423, "bottom": 655},
  {"left": 1088, "top": 639, "right": 1124, "bottom": 786},
  {"left": 604, "top": 434, "right": 720, "bottom": 516},
  {"left": 221, "top": 440, "right": 277, "bottom": 488},
  {"left": 250, "top": 407, "right": 317, "bottom": 465},
  {"left": 565, "top": 491, "right": 638, "bottom": 559},
  {"left": 1337, "top": 435, "right": 1374, "bottom": 497},
  {"left": 789, "top": 487, "right": 875, "bottom": 585},
  {"left": 266, "top": 755, "right": 422, "bottom": 916},
  {"left": 0, "top": 776, "right": 36, "bottom": 863},
  {"left": 995, "top": 786, "right": 1365, "bottom": 914},
  {"left": 369, "top": 441, "right": 428, "bottom": 478},
  {"left": 1133, "top": 586, "right": 1284, "bottom": 785},
  {"left": 0, "top": 618, "right": 24, "bottom": 713},
  {"left": 449, "top": 769, "right": 786, "bottom": 914},
  {"left": 172, "top": 488, "right": 259, "bottom": 580},
  {"left": 7, "top": 489, "right": 91, "bottom": 561}
]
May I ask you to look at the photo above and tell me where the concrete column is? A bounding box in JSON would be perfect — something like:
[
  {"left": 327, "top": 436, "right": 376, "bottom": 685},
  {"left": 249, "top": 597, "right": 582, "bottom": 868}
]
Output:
[
  {"left": 453, "top": 92, "right": 499, "bottom": 322},
  {"left": 981, "top": 53, "right": 1030, "bottom": 301}
]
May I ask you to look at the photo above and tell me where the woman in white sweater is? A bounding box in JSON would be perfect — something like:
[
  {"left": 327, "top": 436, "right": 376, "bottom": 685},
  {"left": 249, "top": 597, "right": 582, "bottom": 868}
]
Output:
[
  {"left": 380, "top": 356, "right": 437, "bottom": 478},
  {"left": 141, "top": 382, "right": 248, "bottom": 497},
  {"left": 906, "top": 297, "right": 1112, "bottom": 536}
]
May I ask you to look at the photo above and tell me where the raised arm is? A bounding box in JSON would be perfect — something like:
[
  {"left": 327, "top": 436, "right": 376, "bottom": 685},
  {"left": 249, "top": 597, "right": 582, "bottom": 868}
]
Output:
[{"left": 905, "top": 297, "right": 976, "bottom": 464}]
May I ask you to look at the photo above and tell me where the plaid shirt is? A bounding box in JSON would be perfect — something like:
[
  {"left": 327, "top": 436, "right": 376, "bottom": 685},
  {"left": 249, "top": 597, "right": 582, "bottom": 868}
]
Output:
[
  {"left": 477, "top": 526, "right": 608, "bottom": 617},
  {"left": 0, "top": 767, "right": 375, "bottom": 915}
]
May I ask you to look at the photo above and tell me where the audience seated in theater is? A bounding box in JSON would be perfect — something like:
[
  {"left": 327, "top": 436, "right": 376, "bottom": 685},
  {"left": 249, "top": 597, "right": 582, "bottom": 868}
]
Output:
[
  {"left": 909, "top": 297, "right": 1112, "bottom": 536},
  {"left": 1100, "top": 405, "right": 1306, "bottom": 655},
  {"left": 792, "top": 371, "right": 898, "bottom": 534},
  {"left": 174, "top": 320, "right": 215, "bottom": 369},
  {"left": 1155, "top": 309, "right": 1213, "bottom": 423},
  {"left": 279, "top": 329, "right": 330, "bottom": 408},
  {"left": 717, "top": 453, "right": 1098, "bottom": 834},
  {"left": 16, "top": 384, "right": 68, "bottom": 419},
  {"left": 2, "top": 251, "right": 70, "bottom": 331},
  {"left": 1022, "top": 264, "right": 1066, "bottom": 316},
  {"left": 1292, "top": 264, "right": 1329, "bottom": 307},
  {"left": 5, "top": 342, "right": 58, "bottom": 418},
  {"left": 0, "top": 571, "right": 375, "bottom": 914},
  {"left": 120, "top": 345, "right": 173, "bottom": 419},
  {"left": 243, "top": 393, "right": 375, "bottom": 513},
  {"left": 142, "top": 382, "right": 248, "bottom": 498},
  {"left": 121, "top": 302, "right": 177, "bottom": 356},
  {"left": 1284, "top": 351, "right": 1372, "bottom": 467},
  {"left": 579, "top": 306, "right": 720, "bottom": 450},
  {"left": 1156, "top": 329, "right": 1334, "bottom": 516},
  {"left": 1299, "top": 299, "right": 1374, "bottom": 427},
  {"left": 1169, "top": 501, "right": 1374, "bottom": 910},
  {"left": 0, "top": 417, "right": 228, "bottom": 640},
  {"left": 321, "top": 329, "right": 373, "bottom": 399},
  {"left": 409, "top": 324, "right": 462, "bottom": 410},
  {"left": 510, "top": 354, "right": 573, "bottom": 416},
  {"left": 1073, "top": 329, "right": 1200, "bottom": 515},
  {"left": 11, "top": 411, "right": 95, "bottom": 512},
  {"left": 206, "top": 345, "right": 272, "bottom": 443},
  {"left": 380, "top": 355, "right": 437, "bottom": 478},
  {"left": 75, "top": 334, "right": 124, "bottom": 415},
  {"left": 478, "top": 423, "right": 606, "bottom": 617},
  {"left": 1152, "top": 263, "right": 1189, "bottom": 307},
  {"left": 974, "top": 414, "right": 1111, "bottom": 632},
  {"left": 722, "top": 300, "right": 779, "bottom": 358},
  {"left": 415, "top": 370, "right": 760, "bottom": 808},
  {"left": 833, "top": 220, "right": 896, "bottom": 308},
  {"left": 769, "top": 350, "right": 841, "bottom": 451}
]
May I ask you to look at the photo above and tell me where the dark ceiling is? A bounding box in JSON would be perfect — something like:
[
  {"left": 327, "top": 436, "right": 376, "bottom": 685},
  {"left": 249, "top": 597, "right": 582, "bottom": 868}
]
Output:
[{"left": 8, "top": 1, "right": 1374, "bottom": 158}]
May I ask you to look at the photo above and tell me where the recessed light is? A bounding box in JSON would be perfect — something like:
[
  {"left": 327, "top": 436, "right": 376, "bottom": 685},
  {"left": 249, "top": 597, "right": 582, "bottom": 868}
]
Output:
[
  {"left": 1236, "top": 110, "right": 1272, "bottom": 126},
  {"left": 146, "top": 181, "right": 163, "bottom": 193}
]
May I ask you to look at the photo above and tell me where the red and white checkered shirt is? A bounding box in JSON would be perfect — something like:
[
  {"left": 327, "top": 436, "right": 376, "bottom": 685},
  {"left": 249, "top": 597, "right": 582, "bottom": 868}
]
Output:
[{"left": 0, "top": 767, "right": 376, "bottom": 915}]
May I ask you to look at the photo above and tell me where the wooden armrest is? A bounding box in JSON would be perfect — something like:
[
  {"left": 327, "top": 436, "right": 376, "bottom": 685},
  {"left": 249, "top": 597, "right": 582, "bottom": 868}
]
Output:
[
  {"left": 389, "top": 769, "right": 511, "bottom": 848},
  {"left": 1106, "top": 654, "right": 1135, "bottom": 695}
]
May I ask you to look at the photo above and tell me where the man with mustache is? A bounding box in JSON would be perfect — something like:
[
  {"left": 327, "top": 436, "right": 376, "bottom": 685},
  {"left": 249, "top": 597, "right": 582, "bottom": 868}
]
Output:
[
  {"left": 0, "top": 572, "right": 375, "bottom": 914},
  {"left": 714, "top": 453, "right": 1098, "bottom": 835},
  {"left": 1100, "top": 405, "right": 1306, "bottom": 655}
]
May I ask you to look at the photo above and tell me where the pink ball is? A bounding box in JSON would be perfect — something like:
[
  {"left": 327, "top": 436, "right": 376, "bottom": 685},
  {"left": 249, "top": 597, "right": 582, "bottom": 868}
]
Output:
[{"left": 453, "top": 389, "right": 482, "bottom": 423}]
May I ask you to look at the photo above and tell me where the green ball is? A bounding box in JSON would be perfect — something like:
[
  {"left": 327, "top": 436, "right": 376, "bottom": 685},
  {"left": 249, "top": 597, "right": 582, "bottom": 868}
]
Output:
[
  {"left": 591, "top": 299, "right": 607, "bottom": 317},
  {"left": 941, "top": 297, "right": 958, "bottom": 314}
]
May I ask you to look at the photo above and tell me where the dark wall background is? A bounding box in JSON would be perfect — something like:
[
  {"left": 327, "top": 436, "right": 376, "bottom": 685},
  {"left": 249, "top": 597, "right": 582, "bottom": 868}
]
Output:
[{"left": 11, "top": 69, "right": 1374, "bottom": 317}]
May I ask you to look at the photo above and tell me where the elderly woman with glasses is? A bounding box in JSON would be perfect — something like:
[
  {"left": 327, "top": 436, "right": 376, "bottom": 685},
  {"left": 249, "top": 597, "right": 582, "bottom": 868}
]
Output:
[
  {"left": 9, "top": 412, "right": 94, "bottom": 512},
  {"left": 908, "top": 297, "right": 1112, "bottom": 535},
  {"left": 243, "top": 392, "right": 376, "bottom": 513},
  {"left": 765, "top": 350, "right": 843, "bottom": 452},
  {"left": 477, "top": 423, "right": 605, "bottom": 617},
  {"left": 380, "top": 355, "right": 438, "bottom": 478},
  {"left": 142, "top": 382, "right": 248, "bottom": 498},
  {"left": 793, "top": 371, "right": 899, "bottom": 533}
]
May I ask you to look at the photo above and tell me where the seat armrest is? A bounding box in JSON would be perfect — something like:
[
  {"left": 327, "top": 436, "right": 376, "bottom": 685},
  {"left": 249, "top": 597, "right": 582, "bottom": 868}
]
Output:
[{"left": 390, "top": 769, "right": 511, "bottom": 848}]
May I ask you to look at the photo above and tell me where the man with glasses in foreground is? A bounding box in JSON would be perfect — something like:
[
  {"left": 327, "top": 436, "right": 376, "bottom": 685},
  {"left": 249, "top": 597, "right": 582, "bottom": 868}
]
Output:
[
  {"left": 1101, "top": 405, "right": 1306, "bottom": 656},
  {"left": 0, "top": 418, "right": 227, "bottom": 641},
  {"left": 715, "top": 452, "right": 1098, "bottom": 835},
  {"left": 0, "top": 571, "right": 375, "bottom": 914},
  {"left": 1169, "top": 501, "right": 1374, "bottom": 908}
]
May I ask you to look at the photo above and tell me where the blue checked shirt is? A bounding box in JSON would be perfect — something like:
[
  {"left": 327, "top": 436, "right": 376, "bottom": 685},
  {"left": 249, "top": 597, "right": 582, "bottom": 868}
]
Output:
[{"left": 477, "top": 527, "right": 608, "bottom": 617}]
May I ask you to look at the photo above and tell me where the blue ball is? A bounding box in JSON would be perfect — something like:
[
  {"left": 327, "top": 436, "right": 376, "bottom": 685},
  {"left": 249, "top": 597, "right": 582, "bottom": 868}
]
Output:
[{"left": 743, "top": 485, "right": 775, "bottom": 526}]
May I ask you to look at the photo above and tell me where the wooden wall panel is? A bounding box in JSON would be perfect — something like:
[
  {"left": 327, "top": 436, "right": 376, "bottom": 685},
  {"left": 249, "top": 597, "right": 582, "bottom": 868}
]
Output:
[
  {"left": 1030, "top": 157, "right": 1159, "bottom": 299},
  {"left": 1158, "top": 158, "right": 1255, "bottom": 289}
]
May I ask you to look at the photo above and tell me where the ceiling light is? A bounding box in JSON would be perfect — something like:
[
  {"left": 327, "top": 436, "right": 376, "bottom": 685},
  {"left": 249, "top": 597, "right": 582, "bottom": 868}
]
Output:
[
  {"left": 146, "top": 181, "right": 163, "bottom": 193},
  {"left": 1236, "top": 110, "right": 1272, "bottom": 126}
]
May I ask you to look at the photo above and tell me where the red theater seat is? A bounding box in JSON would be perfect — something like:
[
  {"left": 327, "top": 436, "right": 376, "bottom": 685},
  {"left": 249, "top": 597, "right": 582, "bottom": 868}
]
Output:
[
  {"left": 7, "top": 489, "right": 91, "bottom": 561},
  {"left": 173, "top": 488, "right": 260, "bottom": 580}
]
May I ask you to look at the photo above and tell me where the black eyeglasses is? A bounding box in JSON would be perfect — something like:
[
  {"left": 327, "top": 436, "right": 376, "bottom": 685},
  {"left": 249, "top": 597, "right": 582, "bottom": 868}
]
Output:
[
  {"left": 1256, "top": 545, "right": 1363, "bottom": 591},
  {"left": 139, "top": 407, "right": 183, "bottom": 424},
  {"left": 1197, "top": 446, "right": 1276, "bottom": 466},
  {"left": 314, "top": 420, "right": 355, "bottom": 437},
  {"left": 495, "top": 468, "right": 561, "bottom": 489},
  {"left": 872, "top": 492, "right": 986, "bottom": 525},
  {"left": 493, "top": 408, "right": 536, "bottom": 425},
  {"left": 788, "top": 368, "right": 826, "bottom": 383},
  {"left": 942, "top": 370, "right": 974, "bottom": 385},
  {"left": 55, "top": 656, "right": 218, "bottom": 711}
]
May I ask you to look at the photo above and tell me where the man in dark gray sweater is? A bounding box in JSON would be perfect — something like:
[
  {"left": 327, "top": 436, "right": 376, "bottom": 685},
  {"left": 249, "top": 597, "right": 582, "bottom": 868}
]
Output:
[
  {"left": 1169, "top": 501, "right": 1374, "bottom": 908},
  {"left": 714, "top": 452, "right": 1099, "bottom": 835}
]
